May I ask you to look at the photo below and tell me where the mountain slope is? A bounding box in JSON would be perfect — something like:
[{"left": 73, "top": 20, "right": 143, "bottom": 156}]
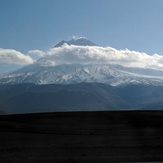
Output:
[
  {"left": 1, "top": 83, "right": 163, "bottom": 114},
  {"left": 0, "top": 83, "right": 130, "bottom": 114}
]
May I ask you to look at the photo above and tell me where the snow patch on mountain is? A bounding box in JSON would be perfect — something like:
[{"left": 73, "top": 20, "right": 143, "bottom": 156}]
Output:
[{"left": 1, "top": 63, "right": 163, "bottom": 86}]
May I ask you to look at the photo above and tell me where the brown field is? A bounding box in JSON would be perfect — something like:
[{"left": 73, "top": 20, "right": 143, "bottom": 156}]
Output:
[{"left": 0, "top": 111, "right": 163, "bottom": 162}]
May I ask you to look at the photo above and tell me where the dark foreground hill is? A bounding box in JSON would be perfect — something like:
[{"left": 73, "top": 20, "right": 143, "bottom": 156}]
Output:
[{"left": 0, "top": 111, "right": 163, "bottom": 162}]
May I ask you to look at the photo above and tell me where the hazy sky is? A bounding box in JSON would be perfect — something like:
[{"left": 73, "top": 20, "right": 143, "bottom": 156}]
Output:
[{"left": 0, "top": 0, "right": 163, "bottom": 73}]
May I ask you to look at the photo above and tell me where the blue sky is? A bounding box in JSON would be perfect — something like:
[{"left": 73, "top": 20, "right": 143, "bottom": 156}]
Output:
[{"left": 0, "top": 0, "right": 163, "bottom": 73}]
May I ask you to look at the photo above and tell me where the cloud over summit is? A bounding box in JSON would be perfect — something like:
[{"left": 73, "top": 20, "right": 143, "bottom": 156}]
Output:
[
  {"left": 1, "top": 43, "right": 163, "bottom": 71},
  {"left": 36, "top": 44, "right": 163, "bottom": 70}
]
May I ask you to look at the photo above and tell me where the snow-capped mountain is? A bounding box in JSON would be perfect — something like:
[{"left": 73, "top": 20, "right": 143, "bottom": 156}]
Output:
[
  {"left": 1, "top": 38, "right": 163, "bottom": 86},
  {"left": 1, "top": 63, "right": 163, "bottom": 86}
]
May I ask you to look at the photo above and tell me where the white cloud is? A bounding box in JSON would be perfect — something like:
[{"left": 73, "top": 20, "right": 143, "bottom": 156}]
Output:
[
  {"left": 28, "top": 49, "right": 45, "bottom": 57},
  {"left": 36, "top": 44, "right": 163, "bottom": 70},
  {"left": 0, "top": 48, "right": 34, "bottom": 65},
  {"left": 3, "top": 44, "right": 163, "bottom": 70}
]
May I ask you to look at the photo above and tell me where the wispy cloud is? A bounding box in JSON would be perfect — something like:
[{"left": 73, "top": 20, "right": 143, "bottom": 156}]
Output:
[
  {"left": 35, "top": 44, "right": 163, "bottom": 70},
  {"left": 28, "top": 49, "right": 45, "bottom": 57},
  {"left": 0, "top": 48, "right": 34, "bottom": 65}
]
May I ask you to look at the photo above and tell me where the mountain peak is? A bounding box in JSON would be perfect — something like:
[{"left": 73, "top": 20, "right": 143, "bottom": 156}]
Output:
[{"left": 54, "top": 37, "right": 97, "bottom": 47}]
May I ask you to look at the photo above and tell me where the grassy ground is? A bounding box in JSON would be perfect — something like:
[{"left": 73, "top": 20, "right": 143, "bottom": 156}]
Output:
[{"left": 0, "top": 111, "right": 163, "bottom": 162}]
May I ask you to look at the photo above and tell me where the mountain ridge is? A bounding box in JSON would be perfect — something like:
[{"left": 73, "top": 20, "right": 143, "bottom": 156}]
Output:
[{"left": 54, "top": 37, "right": 97, "bottom": 47}]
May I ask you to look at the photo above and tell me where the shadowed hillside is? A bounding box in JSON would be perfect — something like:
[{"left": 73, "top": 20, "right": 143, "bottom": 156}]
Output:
[{"left": 1, "top": 83, "right": 163, "bottom": 114}]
